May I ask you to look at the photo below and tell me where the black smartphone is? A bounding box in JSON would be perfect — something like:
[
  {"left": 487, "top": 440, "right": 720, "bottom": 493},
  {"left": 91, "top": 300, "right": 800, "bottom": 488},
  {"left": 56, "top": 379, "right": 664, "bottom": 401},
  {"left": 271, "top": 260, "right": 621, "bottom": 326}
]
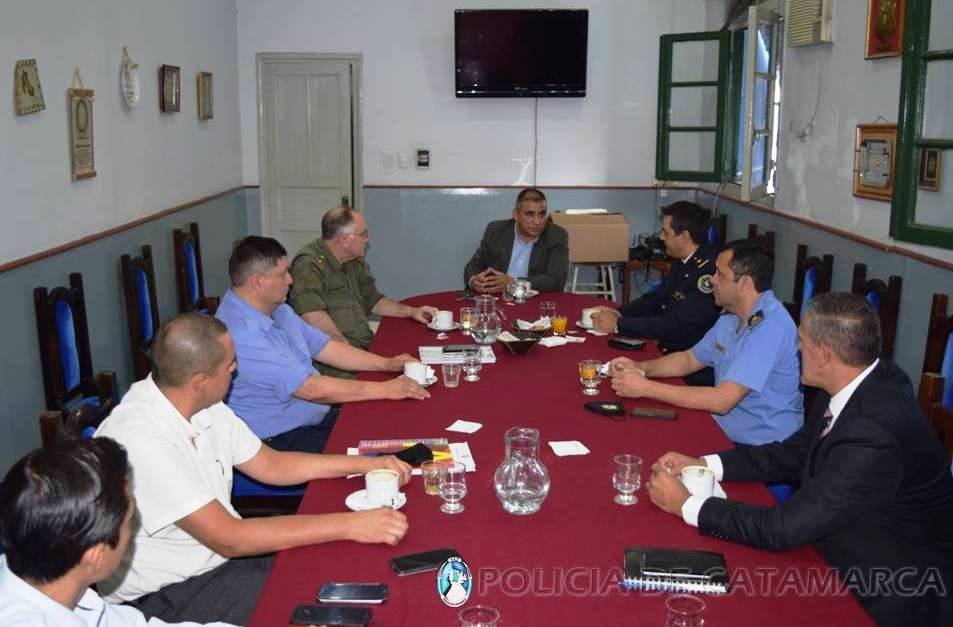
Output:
[
  {"left": 630, "top": 407, "right": 678, "bottom": 420},
  {"left": 317, "top": 582, "right": 388, "bottom": 605},
  {"left": 442, "top": 344, "right": 478, "bottom": 353},
  {"left": 389, "top": 548, "right": 461, "bottom": 576},
  {"left": 608, "top": 337, "right": 646, "bottom": 351},
  {"left": 290, "top": 605, "right": 372, "bottom": 625}
]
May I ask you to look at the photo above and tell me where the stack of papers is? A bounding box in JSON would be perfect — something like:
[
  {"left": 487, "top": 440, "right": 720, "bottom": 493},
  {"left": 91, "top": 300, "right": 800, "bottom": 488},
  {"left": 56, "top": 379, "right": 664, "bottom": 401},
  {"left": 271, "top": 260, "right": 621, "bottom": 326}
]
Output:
[{"left": 419, "top": 345, "right": 496, "bottom": 365}]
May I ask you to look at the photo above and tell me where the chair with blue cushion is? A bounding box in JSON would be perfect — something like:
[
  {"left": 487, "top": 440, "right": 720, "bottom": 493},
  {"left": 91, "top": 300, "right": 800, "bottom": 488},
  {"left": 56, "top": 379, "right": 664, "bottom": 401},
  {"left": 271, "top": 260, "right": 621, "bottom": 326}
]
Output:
[
  {"left": 785, "top": 244, "right": 833, "bottom": 324},
  {"left": 173, "top": 222, "right": 219, "bottom": 315},
  {"left": 746, "top": 224, "right": 775, "bottom": 253},
  {"left": 919, "top": 293, "right": 953, "bottom": 463},
  {"left": 121, "top": 245, "right": 161, "bottom": 380},
  {"left": 707, "top": 214, "right": 727, "bottom": 248},
  {"left": 851, "top": 263, "right": 902, "bottom": 360},
  {"left": 34, "top": 273, "right": 118, "bottom": 448}
]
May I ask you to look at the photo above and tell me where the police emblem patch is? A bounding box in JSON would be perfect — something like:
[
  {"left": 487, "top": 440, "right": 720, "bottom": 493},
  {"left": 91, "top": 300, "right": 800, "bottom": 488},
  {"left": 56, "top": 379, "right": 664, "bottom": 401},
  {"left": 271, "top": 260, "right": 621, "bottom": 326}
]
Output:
[
  {"left": 697, "top": 274, "right": 713, "bottom": 294},
  {"left": 747, "top": 310, "right": 765, "bottom": 329}
]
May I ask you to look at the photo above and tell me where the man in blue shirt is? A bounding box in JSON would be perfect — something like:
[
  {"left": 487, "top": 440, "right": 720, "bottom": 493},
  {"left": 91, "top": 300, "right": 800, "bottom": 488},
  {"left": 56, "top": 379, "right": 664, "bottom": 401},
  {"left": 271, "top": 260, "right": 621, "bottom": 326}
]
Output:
[
  {"left": 217, "top": 236, "right": 429, "bottom": 453},
  {"left": 610, "top": 240, "right": 803, "bottom": 445}
]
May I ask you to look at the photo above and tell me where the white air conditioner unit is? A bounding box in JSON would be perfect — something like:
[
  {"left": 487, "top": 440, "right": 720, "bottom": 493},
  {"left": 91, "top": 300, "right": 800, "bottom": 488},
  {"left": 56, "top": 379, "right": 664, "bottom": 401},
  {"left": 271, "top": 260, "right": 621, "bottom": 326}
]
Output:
[{"left": 786, "top": 0, "right": 833, "bottom": 47}]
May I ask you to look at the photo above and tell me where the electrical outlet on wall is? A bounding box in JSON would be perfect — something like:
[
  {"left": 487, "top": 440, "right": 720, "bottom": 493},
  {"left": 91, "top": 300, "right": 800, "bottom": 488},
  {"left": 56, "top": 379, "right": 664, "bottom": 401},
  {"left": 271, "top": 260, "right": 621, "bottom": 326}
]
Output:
[
  {"left": 397, "top": 153, "right": 409, "bottom": 169},
  {"left": 416, "top": 148, "right": 430, "bottom": 169}
]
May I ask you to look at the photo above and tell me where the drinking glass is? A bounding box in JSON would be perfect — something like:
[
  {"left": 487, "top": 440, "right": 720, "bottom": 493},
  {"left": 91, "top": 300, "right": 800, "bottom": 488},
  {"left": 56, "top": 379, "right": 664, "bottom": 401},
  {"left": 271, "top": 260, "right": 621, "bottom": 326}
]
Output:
[
  {"left": 539, "top": 300, "right": 557, "bottom": 321},
  {"left": 664, "top": 594, "right": 705, "bottom": 627},
  {"left": 511, "top": 279, "right": 531, "bottom": 304},
  {"left": 439, "top": 461, "right": 467, "bottom": 514},
  {"left": 421, "top": 460, "right": 448, "bottom": 496},
  {"left": 612, "top": 454, "right": 642, "bottom": 506},
  {"left": 551, "top": 314, "right": 568, "bottom": 336},
  {"left": 441, "top": 363, "right": 462, "bottom": 388},
  {"left": 459, "top": 605, "right": 500, "bottom": 627},
  {"left": 579, "top": 359, "right": 601, "bottom": 396},
  {"left": 462, "top": 349, "right": 482, "bottom": 382},
  {"left": 459, "top": 307, "right": 477, "bottom": 336}
]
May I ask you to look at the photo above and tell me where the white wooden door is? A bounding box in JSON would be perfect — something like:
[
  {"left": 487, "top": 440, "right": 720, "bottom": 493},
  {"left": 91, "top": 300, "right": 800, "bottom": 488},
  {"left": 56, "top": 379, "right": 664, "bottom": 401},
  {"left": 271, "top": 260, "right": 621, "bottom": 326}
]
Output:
[{"left": 258, "top": 54, "right": 360, "bottom": 256}]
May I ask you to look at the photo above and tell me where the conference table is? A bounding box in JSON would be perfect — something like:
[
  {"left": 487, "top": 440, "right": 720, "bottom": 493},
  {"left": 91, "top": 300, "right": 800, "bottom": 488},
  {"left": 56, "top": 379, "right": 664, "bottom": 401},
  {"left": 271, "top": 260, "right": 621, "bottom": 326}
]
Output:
[{"left": 248, "top": 291, "right": 872, "bottom": 626}]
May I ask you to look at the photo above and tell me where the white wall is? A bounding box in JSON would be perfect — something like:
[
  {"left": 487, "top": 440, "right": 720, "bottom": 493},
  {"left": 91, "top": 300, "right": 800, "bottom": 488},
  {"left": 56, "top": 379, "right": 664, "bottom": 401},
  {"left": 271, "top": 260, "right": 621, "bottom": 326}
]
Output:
[
  {"left": 0, "top": 0, "right": 242, "bottom": 264},
  {"left": 236, "top": 0, "right": 718, "bottom": 188},
  {"left": 776, "top": 0, "right": 953, "bottom": 264}
]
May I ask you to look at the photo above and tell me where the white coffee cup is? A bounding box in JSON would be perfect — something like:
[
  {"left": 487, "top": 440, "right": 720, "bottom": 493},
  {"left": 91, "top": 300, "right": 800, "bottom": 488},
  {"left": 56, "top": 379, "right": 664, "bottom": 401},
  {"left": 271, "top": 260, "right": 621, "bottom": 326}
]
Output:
[
  {"left": 434, "top": 310, "right": 453, "bottom": 329},
  {"left": 581, "top": 307, "right": 598, "bottom": 327},
  {"left": 681, "top": 465, "right": 716, "bottom": 498},
  {"left": 403, "top": 361, "right": 434, "bottom": 384},
  {"left": 365, "top": 469, "right": 401, "bottom": 508}
]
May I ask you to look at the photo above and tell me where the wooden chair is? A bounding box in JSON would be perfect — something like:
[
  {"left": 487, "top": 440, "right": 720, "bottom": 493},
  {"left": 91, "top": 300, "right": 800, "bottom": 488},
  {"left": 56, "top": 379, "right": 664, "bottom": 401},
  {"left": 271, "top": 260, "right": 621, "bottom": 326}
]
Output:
[
  {"left": 34, "top": 273, "right": 118, "bottom": 448},
  {"left": 746, "top": 224, "right": 776, "bottom": 253},
  {"left": 851, "top": 263, "right": 902, "bottom": 359},
  {"left": 121, "top": 245, "right": 161, "bottom": 380},
  {"left": 173, "top": 222, "right": 219, "bottom": 314},
  {"left": 919, "top": 294, "right": 953, "bottom": 462},
  {"left": 785, "top": 245, "right": 833, "bottom": 324}
]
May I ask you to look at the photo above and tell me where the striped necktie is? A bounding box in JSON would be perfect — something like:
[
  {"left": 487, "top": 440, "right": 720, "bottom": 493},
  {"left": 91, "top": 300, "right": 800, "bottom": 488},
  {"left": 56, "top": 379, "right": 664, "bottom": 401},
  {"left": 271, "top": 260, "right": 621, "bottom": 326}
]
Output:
[{"left": 820, "top": 407, "right": 834, "bottom": 437}]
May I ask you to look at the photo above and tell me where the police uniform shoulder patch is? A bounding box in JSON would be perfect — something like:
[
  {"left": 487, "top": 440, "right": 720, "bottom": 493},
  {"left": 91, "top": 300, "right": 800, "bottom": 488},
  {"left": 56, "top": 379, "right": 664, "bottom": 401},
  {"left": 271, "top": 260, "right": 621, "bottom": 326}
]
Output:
[
  {"left": 697, "top": 274, "right": 713, "bottom": 294},
  {"left": 747, "top": 310, "right": 765, "bottom": 329}
]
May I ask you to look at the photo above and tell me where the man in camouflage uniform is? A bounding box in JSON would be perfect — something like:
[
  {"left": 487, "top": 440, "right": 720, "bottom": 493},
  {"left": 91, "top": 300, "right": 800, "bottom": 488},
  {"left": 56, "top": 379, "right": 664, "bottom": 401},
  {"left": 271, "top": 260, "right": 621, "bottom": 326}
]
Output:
[{"left": 289, "top": 207, "right": 437, "bottom": 368}]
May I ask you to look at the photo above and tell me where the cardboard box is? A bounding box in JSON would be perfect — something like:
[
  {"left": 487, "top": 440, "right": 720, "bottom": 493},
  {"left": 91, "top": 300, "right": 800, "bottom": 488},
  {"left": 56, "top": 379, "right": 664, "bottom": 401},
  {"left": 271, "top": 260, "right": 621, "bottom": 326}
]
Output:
[{"left": 551, "top": 212, "right": 630, "bottom": 263}]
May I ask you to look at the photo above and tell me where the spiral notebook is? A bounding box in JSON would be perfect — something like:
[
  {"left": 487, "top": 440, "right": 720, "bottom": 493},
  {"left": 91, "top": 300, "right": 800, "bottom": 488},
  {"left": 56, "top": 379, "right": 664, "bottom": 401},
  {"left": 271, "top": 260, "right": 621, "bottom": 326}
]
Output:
[{"left": 620, "top": 546, "right": 729, "bottom": 595}]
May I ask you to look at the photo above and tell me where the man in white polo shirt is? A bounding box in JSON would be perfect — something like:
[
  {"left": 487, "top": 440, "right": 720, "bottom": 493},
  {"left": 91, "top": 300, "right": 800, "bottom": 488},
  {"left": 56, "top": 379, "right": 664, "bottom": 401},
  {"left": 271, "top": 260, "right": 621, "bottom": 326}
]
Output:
[{"left": 96, "top": 313, "right": 411, "bottom": 625}]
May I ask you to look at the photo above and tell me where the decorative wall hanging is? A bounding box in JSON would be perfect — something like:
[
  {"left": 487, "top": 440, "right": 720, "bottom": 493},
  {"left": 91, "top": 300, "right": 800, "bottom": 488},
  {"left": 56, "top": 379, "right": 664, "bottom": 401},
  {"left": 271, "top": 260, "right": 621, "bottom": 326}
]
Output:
[
  {"left": 120, "top": 47, "right": 140, "bottom": 109},
  {"left": 159, "top": 64, "right": 180, "bottom": 112},
  {"left": 865, "top": 0, "right": 905, "bottom": 59},
  {"left": 68, "top": 70, "right": 96, "bottom": 181},
  {"left": 918, "top": 147, "right": 942, "bottom": 192},
  {"left": 197, "top": 71, "right": 213, "bottom": 120},
  {"left": 14, "top": 58, "right": 45, "bottom": 115},
  {"left": 853, "top": 123, "right": 897, "bottom": 201}
]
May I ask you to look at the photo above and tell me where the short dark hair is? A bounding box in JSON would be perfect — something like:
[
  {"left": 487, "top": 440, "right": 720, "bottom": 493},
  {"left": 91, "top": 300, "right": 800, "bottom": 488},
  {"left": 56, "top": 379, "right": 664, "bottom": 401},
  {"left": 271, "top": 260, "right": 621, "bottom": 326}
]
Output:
[
  {"left": 321, "top": 206, "right": 358, "bottom": 240},
  {"left": 661, "top": 201, "right": 712, "bottom": 245},
  {"left": 0, "top": 437, "right": 130, "bottom": 583},
  {"left": 152, "top": 313, "right": 229, "bottom": 388},
  {"left": 723, "top": 239, "right": 774, "bottom": 292},
  {"left": 802, "top": 292, "right": 881, "bottom": 367},
  {"left": 228, "top": 236, "right": 287, "bottom": 286},
  {"left": 515, "top": 188, "right": 547, "bottom": 207}
]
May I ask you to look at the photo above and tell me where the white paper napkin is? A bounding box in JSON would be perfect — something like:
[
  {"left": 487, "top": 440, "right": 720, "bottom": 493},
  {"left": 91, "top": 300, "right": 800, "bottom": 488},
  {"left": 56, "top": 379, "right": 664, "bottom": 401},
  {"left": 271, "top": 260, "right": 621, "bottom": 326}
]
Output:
[
  {"left": 446, "top": 419, "right": 482, "bottom": 434},
  {"left": 548, "top": 440, "right": 591, "bottom": 456},
  {"left": 449, "top": 442, "right": 476, "bottom": 471},
  {"left": 516, "top": 317, "right": 551, "bottom": 331},
  {"left": 586, "top": 329, "right": 609, "bottom": 336},
  {"left": 498, "top": 331, "right": 520, "bottom": 342},
  {"left": 539, "top": 335, "right": 586, "bottom": 348}
]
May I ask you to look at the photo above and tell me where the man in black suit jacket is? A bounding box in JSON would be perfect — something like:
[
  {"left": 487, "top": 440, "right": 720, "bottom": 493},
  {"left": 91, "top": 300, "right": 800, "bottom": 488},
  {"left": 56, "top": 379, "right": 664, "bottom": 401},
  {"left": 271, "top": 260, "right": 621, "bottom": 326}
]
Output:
[
  {"left": 464, "top": 188, "right": 569, "bottom": 293},
  {"left": 647, "top": 292, "right": 953, "bottom": 627}
]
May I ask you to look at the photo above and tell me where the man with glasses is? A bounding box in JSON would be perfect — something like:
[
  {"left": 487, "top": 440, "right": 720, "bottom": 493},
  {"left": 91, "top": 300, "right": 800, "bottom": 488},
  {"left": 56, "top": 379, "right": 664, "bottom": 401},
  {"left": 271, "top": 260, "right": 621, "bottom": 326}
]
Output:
[
  {"left": 290, "top": 206, "right": 438, "bottom": 353},
  {"left": 464, "top": 188, "right": 569, "bottom": 294}
]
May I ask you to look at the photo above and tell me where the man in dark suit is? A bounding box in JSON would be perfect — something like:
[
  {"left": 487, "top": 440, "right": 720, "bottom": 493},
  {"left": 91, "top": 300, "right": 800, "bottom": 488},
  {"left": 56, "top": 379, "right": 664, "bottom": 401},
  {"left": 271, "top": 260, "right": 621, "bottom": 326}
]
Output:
[
  {"left": 647, "top": 292, "right": 953, "bottom": 627},
  {"left": 464, "top": 188, "right": 569, "bottom": 293}
]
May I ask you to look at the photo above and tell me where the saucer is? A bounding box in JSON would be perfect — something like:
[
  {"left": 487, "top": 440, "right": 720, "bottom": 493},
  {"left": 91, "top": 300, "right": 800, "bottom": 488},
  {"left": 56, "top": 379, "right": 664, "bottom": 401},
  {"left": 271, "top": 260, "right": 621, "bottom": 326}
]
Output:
[
  {"left": 345, "top": 489, "right": 407, "bottom": 512},
  {"left": 428, "top": 321, "right": 458, "bottom": 331},
  {"left": 576, "top": 319, "right": 594, "bottom": 330},
  {"left": 417, "top": 375, "right": 438, "bottom": 387}
]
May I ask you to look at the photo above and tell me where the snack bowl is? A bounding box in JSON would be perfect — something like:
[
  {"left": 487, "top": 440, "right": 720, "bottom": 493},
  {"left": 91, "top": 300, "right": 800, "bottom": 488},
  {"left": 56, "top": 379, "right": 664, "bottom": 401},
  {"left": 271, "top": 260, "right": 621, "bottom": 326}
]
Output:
[{"left": 499, "top": 330, "right": 542, "bottom": 355}]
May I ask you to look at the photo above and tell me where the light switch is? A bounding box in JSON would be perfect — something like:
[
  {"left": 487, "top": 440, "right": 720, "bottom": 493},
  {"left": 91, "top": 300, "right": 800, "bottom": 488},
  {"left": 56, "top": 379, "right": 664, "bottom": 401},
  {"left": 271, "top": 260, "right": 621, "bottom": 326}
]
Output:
[
  {"left": 416, "top": 148, "right": 430, "bottom": 169},
  {"left": 397, "top": 153, "right": 409, "bottom": 169}
]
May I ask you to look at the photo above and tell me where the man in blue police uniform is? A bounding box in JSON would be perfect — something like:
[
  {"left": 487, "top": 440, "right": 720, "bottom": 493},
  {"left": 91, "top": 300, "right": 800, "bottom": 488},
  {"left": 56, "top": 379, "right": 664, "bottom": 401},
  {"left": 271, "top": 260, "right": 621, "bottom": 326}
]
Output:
[
  {"left": 591, "top": 201, "right": 719, "bottom": 384},
  {"left": 609, "top": 240, "right": 803, "bottom": 445}
]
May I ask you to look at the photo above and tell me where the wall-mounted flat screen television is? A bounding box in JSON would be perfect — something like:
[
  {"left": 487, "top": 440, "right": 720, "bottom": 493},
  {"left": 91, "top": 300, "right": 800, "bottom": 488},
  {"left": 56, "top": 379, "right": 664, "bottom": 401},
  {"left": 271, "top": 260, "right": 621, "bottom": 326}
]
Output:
[{"left": 455, "top": 9, "right": 589, "bottom": 98}]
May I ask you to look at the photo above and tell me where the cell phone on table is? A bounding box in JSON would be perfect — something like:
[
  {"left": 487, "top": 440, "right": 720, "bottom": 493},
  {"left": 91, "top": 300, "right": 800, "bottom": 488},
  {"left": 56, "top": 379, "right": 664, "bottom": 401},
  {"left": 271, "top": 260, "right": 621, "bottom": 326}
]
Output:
[
  {"left": 608, "top": 337, "right": 646, "bottom": 351},
  {"left": 290, "top": 605, "right": 371, "bottom": 625},
  {"left": 389, "top": 547, "right": 461, "bottom": 576},
  {"left": 317, "top": 582, "right": 388, "bottom": 604}
]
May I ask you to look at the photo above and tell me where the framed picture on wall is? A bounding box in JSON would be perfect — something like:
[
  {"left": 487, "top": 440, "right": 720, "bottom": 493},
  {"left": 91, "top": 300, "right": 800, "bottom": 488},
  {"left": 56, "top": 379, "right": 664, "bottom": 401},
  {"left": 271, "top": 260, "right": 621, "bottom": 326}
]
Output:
[
  {"left": 197, "top": 71, "right": 213, "bottom": 120},
  {"left": 159, "top": 64, "right": 181, "bottom": 112},
  {"left": 14, "top": 58, "right": 46, "bottom": 115},
  {"left": 68, "top": 87, "right": 96, "bottom": 181},
  {"left": 918, "top": 147, "right": 942, "bottom": 192},
  {"left": 853, "top": 123, "right": 897, "bottom": 201},
  {"left": 865, "top": 0, "right": 905, "bottom": 59}
]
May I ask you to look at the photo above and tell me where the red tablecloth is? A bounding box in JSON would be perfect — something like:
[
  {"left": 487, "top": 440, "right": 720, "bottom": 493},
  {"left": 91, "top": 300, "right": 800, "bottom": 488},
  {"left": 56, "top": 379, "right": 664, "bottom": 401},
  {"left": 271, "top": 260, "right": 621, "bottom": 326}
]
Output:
[{"left": 249, "top": 292, "right": 872, "bottom": 626}]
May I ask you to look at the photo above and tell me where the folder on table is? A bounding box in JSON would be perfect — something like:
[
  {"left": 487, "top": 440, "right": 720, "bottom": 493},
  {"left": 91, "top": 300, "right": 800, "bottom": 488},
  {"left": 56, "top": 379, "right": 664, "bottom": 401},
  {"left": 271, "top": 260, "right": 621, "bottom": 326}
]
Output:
[{"left": 620, "top": 546, "right": 729, "bottom": 594}]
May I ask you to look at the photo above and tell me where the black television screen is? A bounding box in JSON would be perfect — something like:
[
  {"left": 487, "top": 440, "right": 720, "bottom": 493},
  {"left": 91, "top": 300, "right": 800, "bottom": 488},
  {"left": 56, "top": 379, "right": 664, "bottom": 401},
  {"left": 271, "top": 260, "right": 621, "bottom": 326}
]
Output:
[{"left": 455, "top": 9, "right": 588, "bottom": 98}]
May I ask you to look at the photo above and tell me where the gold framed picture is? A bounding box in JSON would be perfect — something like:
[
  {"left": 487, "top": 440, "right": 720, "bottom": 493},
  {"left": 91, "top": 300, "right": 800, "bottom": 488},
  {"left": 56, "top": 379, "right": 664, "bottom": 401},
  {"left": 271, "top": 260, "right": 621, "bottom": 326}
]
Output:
[
  {"left": 197, "top": 71, "right": 213, "bottom": 120},
  {"left": 68, "top": 88, "right": 96, "bottom": 181},
  {"left": 918, "top": 147, "right": 942, "bottom": 192},
  {"left": 159, "top": 64, "right": 181, "bottom": 112},
  {"left": 853, "top": 124, "right": 897, "bottom": 202},
  {"left": 14, "top": 59, "right": 45, "bottom": 115}
]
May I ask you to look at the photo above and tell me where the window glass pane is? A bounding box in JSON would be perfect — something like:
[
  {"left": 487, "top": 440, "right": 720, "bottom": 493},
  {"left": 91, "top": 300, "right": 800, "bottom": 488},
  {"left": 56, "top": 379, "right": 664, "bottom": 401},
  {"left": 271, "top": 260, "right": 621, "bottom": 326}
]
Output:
[
  {"left": 929, "top": 1, "right": 953, "bottom": 52},
  {"left": 668, "top": 131, "right": 716, "bottom": 172},
  {"left": 672, "top": 40, "right": 720, "bottom": 82},
  {"left": 754, "top": 78, "right": 769, "bottom": 130},
  {"left": 751, "top": 135, "right": 767, "bottom": 187},
  {"left": 755, "top": 25, "right": 772, "bottom": 74},
  {"left": 670, "top": 86, "right": 719, "bottom": 127},
  {"left": 922, "top": 60, "right": 953, "bottom": 138},
  {"left": 914, "top": 148, "right": 953, "bottom": 229}
]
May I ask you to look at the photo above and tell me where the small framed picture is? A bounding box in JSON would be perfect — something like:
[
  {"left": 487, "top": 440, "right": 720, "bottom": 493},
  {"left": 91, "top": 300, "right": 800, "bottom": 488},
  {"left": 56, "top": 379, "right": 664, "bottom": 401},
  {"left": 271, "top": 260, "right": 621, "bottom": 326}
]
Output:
[
  {"left": 853, "top": 124, "right": 897, "bottom": 202},
  {"left": 159, "top": 64, "right": 181, "bottom": 112},
  {"left": 865, "top": 0, "right": 905, "bottom": 59},
  {"left": 918, "top": 148, "right": 942, "bottom": 192},
  {"left": 14, "top": 58, "right": 46, "bottom": 115},
  {"left": 197, "top": 71, "right": 213, "bottom": 120},
  {"left": 68, "top": 88, "right": 96, "bottom": 181}
]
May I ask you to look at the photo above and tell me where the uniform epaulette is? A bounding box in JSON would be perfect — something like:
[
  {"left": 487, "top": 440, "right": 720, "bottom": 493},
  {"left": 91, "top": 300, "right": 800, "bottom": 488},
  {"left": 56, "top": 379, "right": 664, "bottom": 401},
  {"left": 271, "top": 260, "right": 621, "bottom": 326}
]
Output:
[{"left": 747, "top": 310, "right": 765, "bottom": 329}]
